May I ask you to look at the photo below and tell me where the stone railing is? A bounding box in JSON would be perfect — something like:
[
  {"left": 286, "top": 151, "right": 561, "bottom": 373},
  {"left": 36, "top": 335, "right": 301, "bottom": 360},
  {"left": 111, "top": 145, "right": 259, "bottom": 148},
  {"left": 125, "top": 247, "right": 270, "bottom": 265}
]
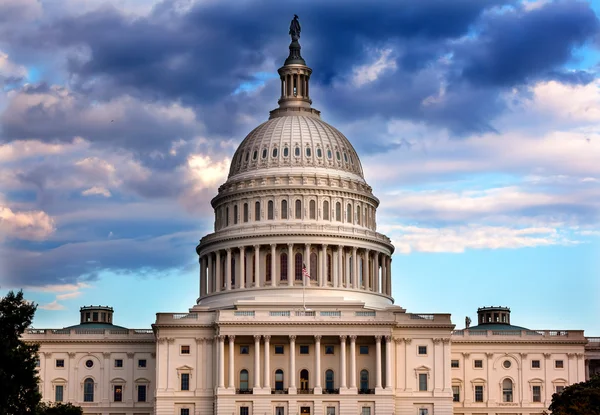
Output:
[
  {"left": 23, "top": 328, "right": 155, "bottom": 341},
  {"left": 396, "top": 313, "right": 452, "bottom": 325},
  {"left": 217, "top": 309, "right": 393, "bottom": 324},
  {"left": 451, "top": 329, "right": 586, "bottom": 340},
  {"left": 587, "top": 337, "right": 600, "bottom": 347}
]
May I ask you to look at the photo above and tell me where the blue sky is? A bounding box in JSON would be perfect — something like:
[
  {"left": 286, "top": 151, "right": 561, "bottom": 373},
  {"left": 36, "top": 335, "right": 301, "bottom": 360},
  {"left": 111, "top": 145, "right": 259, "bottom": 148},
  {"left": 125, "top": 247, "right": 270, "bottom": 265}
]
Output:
[{"left": 0, "top": 0, "right": 599, "bottom": 335}]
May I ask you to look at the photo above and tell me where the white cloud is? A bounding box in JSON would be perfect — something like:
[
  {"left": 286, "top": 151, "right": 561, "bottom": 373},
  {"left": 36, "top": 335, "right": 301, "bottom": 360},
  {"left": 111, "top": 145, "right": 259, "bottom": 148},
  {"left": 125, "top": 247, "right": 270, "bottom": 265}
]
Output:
[
  {"left": 0, "top": 50, "right": 28, "bottom": 81},
  {"left": 39, "top": 300, "right": 66, "bottom": 310},
  {"left": 82, "top": 186, "right": 112, "bottom": 197},
  {"left": 55, "top": 291, "right": 82, "bottom": 300},
  {"left": 0, "top": 205, "right": 56, "bottom": 240},
  {"left": 25, "top": 282, "right": 91, "bottom": 293},
  {"left": 352, "top": 49, "right": 397, "bottom": 87}
]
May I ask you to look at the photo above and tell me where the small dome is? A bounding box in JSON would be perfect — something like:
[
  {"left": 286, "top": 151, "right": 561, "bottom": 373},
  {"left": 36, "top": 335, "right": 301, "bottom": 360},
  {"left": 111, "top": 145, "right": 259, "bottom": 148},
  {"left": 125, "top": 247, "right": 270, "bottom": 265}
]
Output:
[{"left": 227, "top": 115, "right": 364, "bottom": 180}]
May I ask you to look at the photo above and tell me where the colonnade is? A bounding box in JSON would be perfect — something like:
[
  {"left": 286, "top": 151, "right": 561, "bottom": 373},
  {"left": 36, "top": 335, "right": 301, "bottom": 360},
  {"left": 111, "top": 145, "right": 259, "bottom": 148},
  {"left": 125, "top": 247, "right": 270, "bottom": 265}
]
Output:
[{"left": 199, "top": 243, "right": 392, "bottom": 298}]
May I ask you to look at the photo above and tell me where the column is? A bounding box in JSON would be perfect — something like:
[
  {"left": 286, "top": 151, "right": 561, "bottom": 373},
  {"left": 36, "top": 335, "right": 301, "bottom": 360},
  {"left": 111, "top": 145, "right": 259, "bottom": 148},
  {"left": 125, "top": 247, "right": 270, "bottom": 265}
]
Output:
[
  {"left": 385, "top": 336, "right": 392, "bottom": 389},
  {"left": 318, "top": 245, "right": 323, "bottom": 287},
  {"left": 338, "top": 245, "right": 344, "bottom": 288},
  {"left": 264, "top": 335, "right": 271, "bottom": 390},
  {"left": 321, "top": 244, "right": 328, "bottom": 286},
  {"left": 374, "top": 252, "right": 379, "bottom": 293},
  {"left": 195, "top": 338, "right": 204, "bottom": 390},
  {"left": 200, "top": 256, "right": 207, "bottom": 297},
  {"left": 352, "top": 247, "right": 358, "bottom": 289},
  {"left": 381, "top": 256, "right": 387, "bottom": 295},
  {"left": 218, "top": 336, "right": 225, "bottom": 388},
  {"left": 239, "top": 246, "right": 245, "bottom": 289},
  {"left": 215, "top": 251, "right": 222, "bottom": 292},
  {"left": 226, "top": 248, "right": 232, "bottom": 291},
  {"left": 315, "top": 335, "right": 322, "bottom": 393},
  {"left": 349, "top": 335, "right": 357, "bottom": 389},
  {"left": 387, "top": 257, "right": 392, "bottom": 295},
  {"left": 289, "top": 335, "right": 297, "bottom": 392},
  {"left": 253, "top": 335, "right": 261, "bottom": 389},
  {"left": 254, "top": 245, "right": 260, "bottom": 288},
  {"left": 270, "top": 244, "right": 277, "bottom": 287},
  {"left": 340, "top": 335, "right": 347, "bottom": 389},
  {"left": 228, "top": 335, "right": 235, "bottom": 389},
  {"left": 305, "top": 243, "right": 310, "bottom": 285},
  {"left": 345, "top": 250, "right": 351, "bottom": 288},
  {"left": 364, "top": 250, "right": 370, "bottom": 291},
  {"left": 375, "top": 335, "right": 382, "bottom": 389},
  {"left": 207, "top": 254, "right": 214, "bottom": 294},
  {"left": 287, "top": 244, "right": 294, "bottom": 287}
]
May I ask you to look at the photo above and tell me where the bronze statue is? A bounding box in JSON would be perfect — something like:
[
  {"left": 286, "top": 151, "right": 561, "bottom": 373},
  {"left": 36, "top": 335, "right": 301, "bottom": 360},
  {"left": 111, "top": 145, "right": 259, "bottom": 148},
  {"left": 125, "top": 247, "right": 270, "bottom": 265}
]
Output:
[{"left": 289, "top": 14, "right": 301, "bottom": 41}]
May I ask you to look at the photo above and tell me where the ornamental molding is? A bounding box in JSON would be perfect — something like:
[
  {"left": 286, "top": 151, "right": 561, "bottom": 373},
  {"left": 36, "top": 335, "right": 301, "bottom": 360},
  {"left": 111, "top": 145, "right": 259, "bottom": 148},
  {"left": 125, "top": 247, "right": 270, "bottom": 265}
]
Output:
[
  {"left": 43, "top": 352, "right": 52, "bottom": 357},
  {"left": 68, "top": 352, "right": 76, "bottom": 358},
  {"left": 544, "top": 353, "right": 552, "bottom": 358},
  {"left": 404, "top": 338, "right": 412, "bottom": 344},
  {"left": 263, "top": 335, "right": 271, "bottom": 341},
  {"left": 103, "top": 352, "right": 111, "bottom": 358},
  {"left": 195, "top": 338, "right": 205, "bottom": 345},
  {"left": 314, "top": 335, "right": 322, "bottom": 341},
  {"left": 166, "top": 338, "right": 175, "bottom": 344},
  {"left": 462, "top": 353, "right": 470, "bottom": 358},
  {"left": 126, "top": 352, "right": 135, "bottom": 358},
  {"left": 432, "top": 338, "right": 442, "bottom": 344}
]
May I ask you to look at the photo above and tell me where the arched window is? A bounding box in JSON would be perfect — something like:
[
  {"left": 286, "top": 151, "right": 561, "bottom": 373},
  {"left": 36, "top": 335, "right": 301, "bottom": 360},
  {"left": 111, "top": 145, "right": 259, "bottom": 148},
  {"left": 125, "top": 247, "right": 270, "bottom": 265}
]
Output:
[
  {"left": 310, "top": 253, "right": 317, "bottom": 281},
  {"left": 335, "top": 202, "right": 341, "bottom": 222},
  {"left": 323, "top": 200, "right": 330, "bottom": 220},
  {"left": 360, "top": 370, "right": 369, "bottom": 391},
  {"left": 281, "top": 200, "right": 288, "bottom": 219},
  {"left": 234, "top": 205, "right": 238, "bottom": 225},
  {"left": 325, "top": 370, "right": 334, "bottom": 391},
  {"left": 280, "top": 253, "right": 288, "bottom": 281},
  {"left": 268, "top": 200, "right": 274, "bottom": 220},
  {"left": 275, "top": 369, "right": 284, "bottom": 390},
  {"left": 84, "top": 378, "right": 94, "bottom": 402},
  {"left": 272, "top": 147, "right": 278, "bottom": 158},
  {"left": 225, "top": 207, "right": 229, "bottom": 227},
  {"left": 262, "top": 148, "right": 267, "bottom": 159},
  {"left": 231, "top": 257, "right": 236, "bottom": 287},
  {"left": 327, "top": 254, "right": 332, "bottom": 283},
  {"left": 347, "top": 204, "right": 352, "bottom": 223},
  {"left": 295, "top": 253, "right": 303, "bottom": 281},
  {"left": 243, "top": 203, "right": 249, "bottom": 222},
  {"left": 300, "top": 369, "right": 309, "bottom": 391},
  {"left": 266, "top": 254, "right": 272, "bottom": 282},
  {"left": 502, "top": 379, "right": 513, "bottom": 402},
  {"left": 294, "top": 146, "right": 300, "bottom": 157},
  {"left": 295, "top": 200, "right": 302, "bottom": 219},
  {"left": 283, "top": 147, "right": 289, "bottom": 157},
  {"left": 309, "top": 200, "right": 316, "bottom": 219},
  {"left": 356, "top": 205, "right": 360, "bottom": 225},
  {"left": 255, "top": 201, "right": 260, "bottom": 221},
  {"left": 240, "top": 369, "right": 249, "bottom": 391}
]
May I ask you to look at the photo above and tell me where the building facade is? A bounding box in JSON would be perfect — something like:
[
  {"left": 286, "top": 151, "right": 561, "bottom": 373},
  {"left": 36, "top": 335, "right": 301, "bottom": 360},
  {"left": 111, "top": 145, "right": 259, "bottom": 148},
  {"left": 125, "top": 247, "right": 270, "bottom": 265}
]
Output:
[{"left": 22, "top": 18, "right": 596, "bottom": 415}]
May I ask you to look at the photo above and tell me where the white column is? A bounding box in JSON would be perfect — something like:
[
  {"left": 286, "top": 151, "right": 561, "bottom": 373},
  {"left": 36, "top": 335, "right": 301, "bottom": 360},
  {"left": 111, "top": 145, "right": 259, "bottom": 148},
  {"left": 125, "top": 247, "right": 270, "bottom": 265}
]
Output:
[
  {"left": 345, "top": 250, "right": 351, "bottom": 288},
  {"left": 228, "top": 335, "right": 235, "bottom": 389},
  {"left": 375, "top": 335, "right": 382, "bottom": 389},
  {"left": 289, "top": 335, "right": 297, "bottom": 392},
  {"left": 305, "top": 243, "right": 310, "bottom": 285},
  {"left": 381, "top": 256, "right": 387, "bottom": 294},
  {"left": 200, "top": 256, "right": 206, "bottom": 297},
  {"left": 254, "top": 245, "right": 260, "bottom": 288},
  {"left": 387, "top": 256, "right": 392, "bottom": 295},
  {"left": 350, "top": 335, "right": 357, "bottom": 389},
  {"left": 270, "top": 244, "right": 277, "bottom": 287},
  {"left": 226, "top": 249, "right": 232, "bottom": 290},
  {"left": 315, "top": 335, "right": 322, "bottom": 392},
  {"left": 321, "top": 244, "right": 328, "bottom": 286},
  {"left": 352, "top": 247, "right": 358, "bottom": 289},
  {"left": 385, "top": 336, "right": 392, "bottom": 389},
  {"left": 374, "top": 252, "right": 379, "bottom": 293},
  {"left": 195, "top": 338, "right": 203, "bottom": 390},
  {"left": 340, "top": 335, "right": 347, "bottom": 389},
  {"left": 218, "top": 336, "right": 225, "bottom": 388},
  {"left": 337, "top": 245, "right": 343, "bottom": 287},
  {"left": 264, "top": 335, "right": 271, "bottom": 390},
  {"left": 364, "top": 250, "right": 370, "bottom": 291},
  {"left": 287, "top": 243, "right": 294, "bottom": 286},
  {"left": 207, "top": 254, "right": 213, "bottom": 294},
  {"left": 318, "top": 245, "right": 323, "bottom": 287},
  {"left": 239, "top": 246, "right": 245, "bottom": 289},
  {"left": 215, "top": 251, "right": 222, "bottom": 292},
  {"left": 253, "top": 335, "right": 261, "bottom": 389}
]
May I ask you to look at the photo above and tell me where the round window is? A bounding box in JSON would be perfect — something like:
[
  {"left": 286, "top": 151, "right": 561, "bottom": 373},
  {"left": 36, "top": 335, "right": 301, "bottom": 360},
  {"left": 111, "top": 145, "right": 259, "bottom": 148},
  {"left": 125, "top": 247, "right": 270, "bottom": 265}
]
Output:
[
  {"left": 272, "top": 148, "right": 278, "bottom": 158},
  {"left": 85, "top": 359, "right": 94, "bottom": 368},
  {"left": 503, "top": 360, "right": 511, "bottom": 369},
  {"left": 316, "top": 148, "right": 322, "bottom": 158},
  {"left": 283, "top": 147, "right": 289, "bottom": 157},
  {"left": 306, "top": 147, "right": 311, "bottom": 157}
]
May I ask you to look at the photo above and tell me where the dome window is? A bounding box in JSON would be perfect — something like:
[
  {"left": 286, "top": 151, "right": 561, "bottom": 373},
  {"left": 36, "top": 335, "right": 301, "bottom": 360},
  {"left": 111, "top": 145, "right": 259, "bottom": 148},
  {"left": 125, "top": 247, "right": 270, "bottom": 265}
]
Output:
[
  {"left": 306, "top": 147, "right": 312, "bottom": 157},
  {"left": 343, "top": 152, "right": 348, "bottom": 163},
  {"left": 262, "top": 148, "right": 268, "bottom": 159},
  {"left": 294, "top": 146, "right": 300, "bottom": 157},
  {"left": 327, "top": 149, "right": 332, "bottom": 159},
  {"left": 350, "top": 155, "right": 354, "bottom": 165},
  {"left": 283, "top": 147, "right": 289, "bottom": 157},
  {"left": 272, "top": 147, "right": 278, "bottom": 158},
  {"left": 245, "top": 152, "right": 250, "bottom": 162},
  {"left": 336, "top": 151, "right": 341, "bottom": 161},
  {"left": 252, "top": 150, "right": 258, "bottom": 161},
  {"left": 316, "top": 148, "right": 323, "bottom": 158}
]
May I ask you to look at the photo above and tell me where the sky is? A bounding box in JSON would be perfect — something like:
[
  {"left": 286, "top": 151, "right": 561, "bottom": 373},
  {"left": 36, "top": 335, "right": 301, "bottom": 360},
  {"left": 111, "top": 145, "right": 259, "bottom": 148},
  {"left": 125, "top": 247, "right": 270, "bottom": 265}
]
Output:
[{"left": 0, "top": 0, "right": 599, "bottom": 335}]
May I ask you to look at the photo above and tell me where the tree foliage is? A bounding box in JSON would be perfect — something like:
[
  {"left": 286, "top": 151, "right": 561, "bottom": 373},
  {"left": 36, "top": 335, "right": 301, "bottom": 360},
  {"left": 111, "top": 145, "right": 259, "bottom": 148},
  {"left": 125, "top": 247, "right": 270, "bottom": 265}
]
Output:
[
  {"left": 547, "top": 375, "right": 600, "bottom": 415},
  {"left": 36, "top": 402, "right": 83, "bottom": 415},
  {"left": 0, "top": 290, "right": 41, "bottom": 415}
]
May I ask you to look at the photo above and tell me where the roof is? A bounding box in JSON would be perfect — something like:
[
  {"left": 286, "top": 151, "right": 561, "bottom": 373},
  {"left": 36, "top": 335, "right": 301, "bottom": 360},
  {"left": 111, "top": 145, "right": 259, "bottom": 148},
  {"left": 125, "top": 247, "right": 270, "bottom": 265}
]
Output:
[
  {"left": 466, "top": 323, "right": 530, "bottom": 331},
  {"left": 63, "top": 323, "right": 128, "bottom": 330}
]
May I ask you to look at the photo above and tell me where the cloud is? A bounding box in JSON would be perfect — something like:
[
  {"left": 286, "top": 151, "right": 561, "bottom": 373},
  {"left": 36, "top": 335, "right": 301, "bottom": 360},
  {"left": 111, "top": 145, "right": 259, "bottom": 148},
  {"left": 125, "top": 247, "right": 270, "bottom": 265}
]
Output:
[
  {"left": 55, "top": 291, "right": 82, "bottom": 300},
  {"left": 352, "top": 49, "right": 397, "bottom": 87},
  {"left": 0, "top": 205, "right": 55, "bottom": 240},
  {"left": 25, "top": 282, "right": 92, "bottom": 293},
  {"left": 39, "top": 300, "right": 66, "bottom": 310},
  {"left": 82, "top": 186, "right": 111, "bottom": 197}
]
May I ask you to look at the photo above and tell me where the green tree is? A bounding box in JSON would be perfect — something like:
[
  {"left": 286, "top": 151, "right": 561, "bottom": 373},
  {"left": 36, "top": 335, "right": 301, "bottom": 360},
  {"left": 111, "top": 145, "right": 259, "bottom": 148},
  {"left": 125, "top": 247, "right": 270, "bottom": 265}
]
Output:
[
  {"left": 546, "top": 375, "right": 600, "bottom": 415},
  {"left": 0, "top": 290, "right": 41, "bottom": 415},
  {"left": 36, "top": 402, "right": 83, "bottom": 415}
]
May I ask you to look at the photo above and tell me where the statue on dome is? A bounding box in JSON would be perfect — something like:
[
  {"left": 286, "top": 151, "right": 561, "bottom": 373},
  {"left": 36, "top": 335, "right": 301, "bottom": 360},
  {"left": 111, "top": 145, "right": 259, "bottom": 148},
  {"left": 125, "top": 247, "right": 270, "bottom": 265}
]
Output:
[{"left": 289, "top": 14, "right": 301, "bottom": 41}]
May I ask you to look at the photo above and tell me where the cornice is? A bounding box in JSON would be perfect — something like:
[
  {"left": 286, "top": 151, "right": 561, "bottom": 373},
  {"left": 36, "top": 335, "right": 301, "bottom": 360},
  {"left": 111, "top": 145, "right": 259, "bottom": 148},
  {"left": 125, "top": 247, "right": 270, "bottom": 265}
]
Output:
[
  {"left": 217, "top": 320, "right": 397, "bottom": 327},
  {"left": 24, "top": 339, "right": 156, "bottom": 345},
  {"left": 451, "top": 339, "right": 588, "bottom": 345}
]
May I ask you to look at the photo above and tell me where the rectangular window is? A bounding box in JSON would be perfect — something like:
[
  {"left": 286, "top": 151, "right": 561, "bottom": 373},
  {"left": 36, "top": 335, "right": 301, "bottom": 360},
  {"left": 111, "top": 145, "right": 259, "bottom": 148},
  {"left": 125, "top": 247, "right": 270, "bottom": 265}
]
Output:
[
  {"left": 274, "top": 345, "right": 284, "bottom": 354},
  {"left": 418, "top": 373, "right": 428, "bottom": 391},
  {"left": 359, "top": 345, "right": 369, "bottom": 355},
  {"left": 240, "top": 407, "right": 249, "bottom": 415},
  {"left": 240, "top": 345, "right": 249, "bottom": 355},
  {"left": 555, "top": 360, "right": 564, "bottom": 368},
  {"left": 275, "top": 407, "right": 285, "bottom": 415},
  {"left": 475, "top": 385, "right": 484, "bottom": 402},
  {"left": 556, "top": 385, "right": 565, "bottom": 394},
  {"left": 180, "top": 409, "right": 190, "bottom": 415},
  {"left": 533, "top": 385, "right": 541, "bottom": 402},
  {"left": 452, "top": 385, "right": 460, "bottom": 402},
  {"left": 418, "top": 410, "right": 428, "bottom": 415},
  {"left": 181, "top": 373, "right": 190, "bottom": 391},
  {"left": 451, "top": 359, "right": 459, "bottom": 368},
  {"left": 114, "top": 359, "right": 123, "bottom": 368},
  {"left": 361, "top": 408, "right": 371, "bottom": 415},
  {"left": 137, "top": 384, "right": 146, "bottom": 402},
  {"left": 55, "top": 385, "right": 63, "bottom": 402},
  {"left": 181, "top": 345, "right": 190, "bottom": 354},
  {"left": 300, "top": 345, "right": 309, "bottom": 354},
  {"left": 418, "top": 345, "right": 427, "bottom": 355},
  {"left": 113, "top": 385, "right": 123, "bottom": 402},
  {"left": 138, "top": 359, "right": 147, "bottom": 368},
  {"left": 532, "top": 359, "right": 541, "bottom": 368},
  {"left": 55, "top": 359, "right": 65, "bottom": 368},
  {"left": 474, "top": 359, "right": 483, "bottom": 368},
  {"left": 326, "top": 407, "right": 336, "bottom": 415},
  {"left": 325, "top": 345, "right": 334, "bottom": 355}
]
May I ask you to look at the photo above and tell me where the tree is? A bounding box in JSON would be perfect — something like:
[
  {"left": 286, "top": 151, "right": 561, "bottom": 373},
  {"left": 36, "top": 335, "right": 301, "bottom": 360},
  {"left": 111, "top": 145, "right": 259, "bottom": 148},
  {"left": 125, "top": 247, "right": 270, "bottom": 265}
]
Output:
[
  {"left": 546, "top": 375, "right": 600, "bottom": 415},
  {"left": 36, "top": 402, "right": 83, "bottom": 415},
  {"left": 0, "top": 290, "right": 41, "bottom": 415}
]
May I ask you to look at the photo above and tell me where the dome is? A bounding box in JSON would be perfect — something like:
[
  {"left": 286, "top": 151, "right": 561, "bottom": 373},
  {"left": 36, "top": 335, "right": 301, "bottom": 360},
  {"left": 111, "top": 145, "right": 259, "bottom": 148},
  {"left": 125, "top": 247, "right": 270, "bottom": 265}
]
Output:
[{"left": 227, "top": 114, "right": 364, "bottom": 181}]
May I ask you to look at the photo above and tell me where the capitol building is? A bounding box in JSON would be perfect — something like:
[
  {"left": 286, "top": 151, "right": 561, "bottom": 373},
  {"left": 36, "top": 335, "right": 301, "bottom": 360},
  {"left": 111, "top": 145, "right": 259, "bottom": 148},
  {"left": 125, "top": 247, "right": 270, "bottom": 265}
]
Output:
[{"left": 23, "top": 18, "right": 599, "bottom": 415}]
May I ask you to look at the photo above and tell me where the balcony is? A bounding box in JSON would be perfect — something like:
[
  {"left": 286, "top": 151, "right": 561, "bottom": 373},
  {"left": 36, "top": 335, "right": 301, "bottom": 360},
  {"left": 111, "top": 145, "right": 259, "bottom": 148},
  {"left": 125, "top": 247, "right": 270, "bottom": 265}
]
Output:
[
  {"left": 236, "top": 388, "right": 253, "bottom": 394},
  {"left": 451, "top": 329, "right": 587, "bottom": 342},
  {"left": 297, "top": 388, "right": 314, "bottom": 394},
  {"left": 358, "top": 388, "right": 375, "bottom": 394},
  {"left": 323, "top": 388, "right": 340, "bottom": 394},
  {"left": 271, "top": 388, "right": 289, "bottom": 394}
]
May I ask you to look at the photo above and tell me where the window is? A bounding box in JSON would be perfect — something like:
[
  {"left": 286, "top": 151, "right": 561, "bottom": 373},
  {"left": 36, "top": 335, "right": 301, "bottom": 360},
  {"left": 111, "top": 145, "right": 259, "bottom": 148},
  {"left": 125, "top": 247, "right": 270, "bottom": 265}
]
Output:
[
  {"left": 336, "top": 151, "right": 341, "bottom": 161},
  {"left": 326, "top": 407, "right": 335, "bottom": 415},
  {"left": 181, "top": 345, "right": 190, "bottom": 354},
  {"left": 240, "top": 407, "right": 249, "bottom": 415},
  {"left": 56, "top": 359, "right": 65, "bottom": 368},
  {"left": 268, "top": 200, "right": 274, "bottom": 220},
  {"left": 138, "top": 359, "right": 147, "bottom": 368},
  {"left": 502, "top": 378, "right": 513, "bottom": 402},
  {"left": 325, "top": 345, "right": 334, "bottom": 355},
  {"left": 240, "top": 369, "right": 249, "bottom": 390},
  {"left": 306, "top": 147, "right": 311, "bottom": 157},
  {"left": 294, "top": 253, "right": 303, "bottom": 281},
  {"left": 272, "top": 147, "right": 278, "bottom": 158},
  {"left": 300, "top": 345, "right": 309, "bottom": 354},
  {"left": 243, "top": 203, "right": 249, "bottom": 222},
  {"left": 281, "top": 200, "right": 288, "bottom": 219},
  {"left": 475, "top": 385, "right": 484, "bottom": 402},
  {"left": 113, "top": 385, "right": 123, "bottom": 402},
  {"left": 266, "top": 254, "right": 272, "bottom": 282},
  {"left": 309, "top": 200, "right": 316, "bottom": 219},
  {"left": 335, "top": 202, "right": 341, "bottom": 221},
  {"left": 262, "top": 148, "right": 267, "bottom": 159},
  {"left": 360, "top": 370, "right": 369, "bottom": 390},
  {"left": 295, "top": 146, "right": 300, "bottom": 157},
  {"left": 474, "top": 359, "right": 483, "bottom": 368},
  {"left": 114, "top": 359, "right": 123, "bottom": 368},
  {"left": 55, "top": 385, "right": 63, "bottom": 402},
  {"left": 356, "top": 205, "right": 361, "bottom": 225},
  {"left": 555, "top": 360, "right": 564, "bottom": 369},
  {"left": 181, "top": 373, "right": 190, "bottom": 390},
  {"left": 556, "top": 385, "right": 565, "bottom": 394},
  {"left": 418, "top": 346, "right": 427, "bottom": 355},
  {"left": 254, "top": 201, "right": 260, "bottom": 221},
  {"left": 274, "top": 345, "right": 284, "bottom": 354},
  {"left": 327, "top": 149, "right": 332, "bottom": 159},
  {"left": 533, "top": 385, "right": 541, "bottom": 402},
  {"left": 252, "top": 150, "right": 258, "bottom": 160},
  {"left": 317, "top": 148, "right": 323, "bottom": 158},
  {"left": 343, "top": 152, "right": 348, "bottom": 163},
  {"left": 346, "top": 204, "right": 352, "bottom": 223},
  {"left": 83, "top": 378, "right": 94, "bottom": 402},
  {"left": 419, "top": 373, "right": 428, "bottom": 391},
  {"left": 92, "top": 311, "right": 98, "bottom": 321},
  {"left": 137, "top": 384, "right": 146, "bottom": 402},
  {"left": 295, "top": 199, "right": 302, "bottom": 219},
  {"left": 452, "top": 385, "right": 460, "bottom": 402},
  {"left": 451, "top": 360, "right": 459, "bottom": 368},
  {"left": 323, "top": 200, "right": 329, "bottom": 220},
  {"left": 418, "top": 410, "right": 427, "bottom": 415},
  {"left": 240, "top": 345, "right": 249, "bottom": 355},
  {"left": 234, "top": 205, "right": 238, "bottom": 224},
  {"left": 503, "top": 360, "right": 512, "bottom": 369},
  {"left": 275, "top": 369, "right": 284, "bottom": 390},
  {"left": 181, "top": 409, "right": 190, "bottom": 415},
  {"left": 362, "top": 408, "right": 371, "bottom": 415},
  {"left": 532, "top": 359, "right": 541, "bottom": 368},
  {"left": 276, "top": 407, "right": 285, "bottom": 415},
  {"left": 280, "top": 253, "right": 288, "bottom": 281},
  {"left": 325, "top": 369, "right": 334, "bottom": 390},
  {"left": 283, "top": 147, "right": 289, "bottom": 157},
  {"left": 359, "top": 345, "right": 369, "bottom": 355},
  {"left": 300, "top": 369, "right": 309, "bottom": 390}
]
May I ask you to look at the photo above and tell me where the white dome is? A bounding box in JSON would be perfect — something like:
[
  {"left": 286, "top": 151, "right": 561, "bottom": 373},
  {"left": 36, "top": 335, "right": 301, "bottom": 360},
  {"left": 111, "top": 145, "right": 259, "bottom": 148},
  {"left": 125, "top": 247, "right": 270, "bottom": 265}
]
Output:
[{"left": 228, "top": 114, "right": 364, "bottom": 180}]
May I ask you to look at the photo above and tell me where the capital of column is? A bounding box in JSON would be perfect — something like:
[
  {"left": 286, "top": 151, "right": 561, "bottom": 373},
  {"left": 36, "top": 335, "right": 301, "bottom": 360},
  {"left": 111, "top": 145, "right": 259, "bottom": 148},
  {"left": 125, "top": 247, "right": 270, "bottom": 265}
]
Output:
[
  {"left": 166, "top": 338, "right": 175, "bottom": 344},
  {"left": 289, "top": 335, "right": 297, "bottom": 341},
  {"left": 254, "top": 335, "right": 261, "bottom": 341},
  {"left": 340, "top": 335, "right": 347, "bottom": 341},
  {"left": 462, "top": 352, "right": 470, "bottom": 358},
  {"left": 263, "top": 335, "right": 271, "bottom": 341},
  {"left": 126, "top": 352, "right": 135, "bottom": 359},
  {"left": 228, "top": 335, "right": 235, "bottom": 342},
  {"left": 403, "top": 338, "right": 412, "bottom": 344},
  {"left": 349, "top": 335, "right": 357, "bottom": 342},
  {"left": 385, "top": 335, "right": 392, "bottom": 343},
  {"left": 543, "top": 353, "right": 551, "bottom": 358},
  {"left": 195, "top": 338, "right": 205, "bottom": 345},
  {"left": 374, "top": 335, "right": 382, "bottom": 342},
  {"left": 254, "top": 244, "right": 259, "bottom": 249},
  {"left": 314, "top": 335, "right": 322, "bottom": 341},
  {"left": 393, "top": 337, "right": 403, "bottom": 344},
  {"left": 442, "top": 338, "right": 451, "bottom": 344},
  {"left": 215, "top": 334, "right": 225, "bottom": 341},
  {"left": 519, "top": 353, "right": 527, "bottom": 358},
  {"left": 288, "top": 243, "right": 293, "bottom": 248},
  {"left": 486, "top": 353, "right": 494, "bottom": 358},
  {"left": 432, "top": 338, "right": 442, "bottom": 344},
  {"left": 102, "top": 352, "right": 110, "bottom": 358},
  {"left": 226, "top": 247, "right": 232, "bottom": 253}
]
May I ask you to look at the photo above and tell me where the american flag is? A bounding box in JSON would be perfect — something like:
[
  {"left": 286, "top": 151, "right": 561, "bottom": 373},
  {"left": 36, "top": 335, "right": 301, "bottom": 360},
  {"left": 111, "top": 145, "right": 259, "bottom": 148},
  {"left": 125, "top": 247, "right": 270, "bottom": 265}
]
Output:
[{"left": 302, "top": 263, "right": 310, "bottom": 281}]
